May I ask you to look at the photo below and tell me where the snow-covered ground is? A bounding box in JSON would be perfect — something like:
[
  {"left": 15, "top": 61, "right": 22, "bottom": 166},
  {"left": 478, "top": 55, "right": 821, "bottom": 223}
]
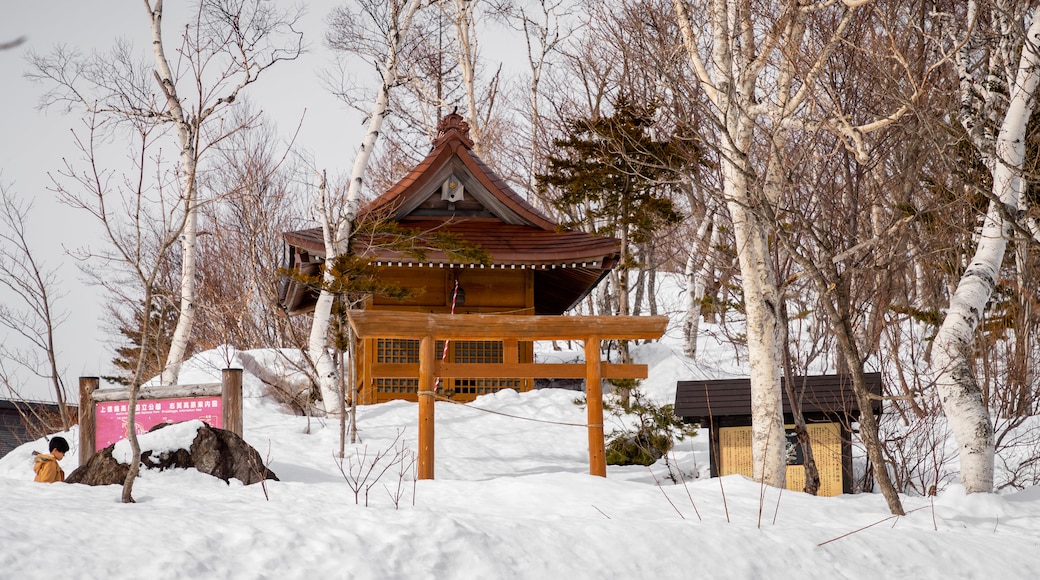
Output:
[{"left": 2, "top": 336, "right": 1038, "bottom": 579}]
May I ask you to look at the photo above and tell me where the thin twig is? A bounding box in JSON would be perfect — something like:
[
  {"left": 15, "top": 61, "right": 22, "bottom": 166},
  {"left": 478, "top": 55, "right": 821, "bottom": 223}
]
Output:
[
  {"left": 648, "top": 465, "right": 685, "bottom": 519},
  {"left": 672, "top": 450, "right": 702, "bottom": 521},
  {"left": 818, "top": 506, "right": 931, "bottom": 546},
  {"left": 819, "top": 515, "right": 898, "bottom": 546},
  {"left": 757, "top": 433, "right": 772, "bottom": 529},
  {"left": 772, "top": 484, "right": 783, "bottom": 526},
  {"left": 703, "top": 382, "right": 729, "bottom": 523},
  {"left": 591, "top": 505, "right": 611, "bottom": 519}
]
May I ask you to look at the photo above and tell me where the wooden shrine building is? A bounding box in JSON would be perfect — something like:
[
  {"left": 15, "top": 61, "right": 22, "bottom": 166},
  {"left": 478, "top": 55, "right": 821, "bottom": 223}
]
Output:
[{"left": 279, "top": 114, "right": 623, "bottom": 406}]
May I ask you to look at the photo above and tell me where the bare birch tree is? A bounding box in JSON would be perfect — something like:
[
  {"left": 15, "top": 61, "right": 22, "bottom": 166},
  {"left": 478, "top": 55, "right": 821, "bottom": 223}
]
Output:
[
  {"left": 930, "top": 1, "right": 1040, "bottom": 493},
  {"left": 671, "top": 0, "right": 939, "bottom": 488},
  {"left": 29, "top": 0, "right": 302, "bottom": 385},
  {"left": 53, "top": 113, "right": 189, "bottom": 503},
  {"left": 671, "top": 0, "right": 813, "bottom": 486},
  {"left": 507, "top": 0, "right": 573, "bottom": 199},
  {"left": 309, "top": 0, "right": 426, "bottom": 414},
  {"left": 0, "top": 186, "right": 70, "bottom": 429}
]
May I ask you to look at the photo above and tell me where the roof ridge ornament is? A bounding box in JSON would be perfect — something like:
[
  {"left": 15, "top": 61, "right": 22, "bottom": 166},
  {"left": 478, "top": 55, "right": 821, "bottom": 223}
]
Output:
[{"left": 433, "top": 113, "right": 475, "bottom": 149}]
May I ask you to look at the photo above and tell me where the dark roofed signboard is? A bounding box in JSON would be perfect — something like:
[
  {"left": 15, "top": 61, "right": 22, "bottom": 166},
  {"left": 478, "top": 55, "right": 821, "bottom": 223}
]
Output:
[
  {"left": 674, "top": 373, "right": 883, "bottom": 496},
  {"left": 674, "top": 373, "right": 882, "bottom": 422}
]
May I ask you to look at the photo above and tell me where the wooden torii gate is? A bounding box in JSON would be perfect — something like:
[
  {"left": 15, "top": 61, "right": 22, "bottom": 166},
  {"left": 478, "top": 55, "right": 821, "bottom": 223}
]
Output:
[{"left": 346, "top": 311, "right": 668, "bottom": 479}]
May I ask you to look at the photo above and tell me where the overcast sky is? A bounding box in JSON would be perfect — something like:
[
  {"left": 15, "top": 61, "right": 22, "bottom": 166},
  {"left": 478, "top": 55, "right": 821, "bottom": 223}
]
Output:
[{"left": 0, "top": 2, "right": 360, "bottom": 400}]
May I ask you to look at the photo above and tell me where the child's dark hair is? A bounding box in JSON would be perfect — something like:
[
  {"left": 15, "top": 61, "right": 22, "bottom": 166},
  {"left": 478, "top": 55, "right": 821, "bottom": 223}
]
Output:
[{"left": 48, "top": 436, "right": 69, "bottom": 454}]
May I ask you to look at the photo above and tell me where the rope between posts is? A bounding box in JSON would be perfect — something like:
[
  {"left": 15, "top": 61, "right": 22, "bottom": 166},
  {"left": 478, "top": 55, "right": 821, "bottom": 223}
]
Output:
[
  {"left": 430, "top": 392, "right": 588, "bottom": 428},
  {"left": 425, "top": 275, "right": 588, "bottom": 429},
  {"left": 434, "top": 278, "right": 461, "bottom": 392}
]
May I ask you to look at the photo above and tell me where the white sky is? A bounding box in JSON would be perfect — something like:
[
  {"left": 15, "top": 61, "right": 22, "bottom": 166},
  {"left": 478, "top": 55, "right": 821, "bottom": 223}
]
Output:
[{"left": 0, "top": 2, "right": 360, "bottom": 400}]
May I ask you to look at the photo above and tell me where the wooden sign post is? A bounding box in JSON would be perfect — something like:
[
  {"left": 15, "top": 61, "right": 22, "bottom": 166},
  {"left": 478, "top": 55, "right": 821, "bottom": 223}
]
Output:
[{"left": 78, "top": 377, "right": 100, "bottom": 466}]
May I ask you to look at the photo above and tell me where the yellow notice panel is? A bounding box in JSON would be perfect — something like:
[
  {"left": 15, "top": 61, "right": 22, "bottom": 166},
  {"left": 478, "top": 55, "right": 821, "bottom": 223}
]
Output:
[
  {"left": 718, "top": 423, "right": 845, "bottom": 496},
  {"left": 718, "top": 425, "right": 755, "bottom": 478}
]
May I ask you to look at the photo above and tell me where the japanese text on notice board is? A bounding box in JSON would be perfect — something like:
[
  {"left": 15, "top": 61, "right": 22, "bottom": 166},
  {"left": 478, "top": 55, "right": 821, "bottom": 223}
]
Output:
[{"left": 95, "top": 397, "right": 223, "bottom": 449}]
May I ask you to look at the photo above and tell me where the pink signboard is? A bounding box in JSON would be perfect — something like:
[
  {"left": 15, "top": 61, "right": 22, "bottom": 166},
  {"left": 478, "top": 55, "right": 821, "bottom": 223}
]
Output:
[{"left": 95, "top": 396, "right": 223, "bottom": 450}]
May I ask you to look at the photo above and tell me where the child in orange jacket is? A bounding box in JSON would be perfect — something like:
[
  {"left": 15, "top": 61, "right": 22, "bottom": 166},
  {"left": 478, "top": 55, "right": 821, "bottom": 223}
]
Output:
[{"left": 33, "top": 436, "right": 69, "bottom": 483}]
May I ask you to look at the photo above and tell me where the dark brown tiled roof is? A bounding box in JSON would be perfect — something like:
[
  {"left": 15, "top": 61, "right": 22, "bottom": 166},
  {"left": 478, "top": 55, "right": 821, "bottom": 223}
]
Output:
[
  {"left": 280, "top": 113, "right": 619, "bottom": 316},
  {"left": 284, "top": 219, "right": 619, "bottom": 266},
  {"left": 674, "top": 373, "right": 883, "bottom": 421},
  {"left": 360, "top": 138, "right": 557, "bottom": 230},
  {"left": 281, "top": 219, "right": 618, "bottom": 315}
]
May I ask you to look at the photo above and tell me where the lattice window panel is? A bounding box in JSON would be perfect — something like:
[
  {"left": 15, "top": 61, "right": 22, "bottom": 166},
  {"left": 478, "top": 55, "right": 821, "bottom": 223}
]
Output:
[
  {"left": 453, "top": 341, "right": 503, "bottom": 363},
  {"left": 374, "top": 338, "right": 524, "bottom": 396},
  {"left": 376, "top": 339, "right": 455, "bottom": 363},
  {"left": 451, "top": 341, "right": 513, "bottom": 394},
  {"left": 453, "top": 378, "right": 522, "bottom": 395},
  {"left": 376, "top": 339, "right": 419, "bottom": 363},
  {"left": 378, "top": 339, "right": 507, "bottom": 364},
  {"left": 374, "top": 378, "right": 419, "bottom": 394}
]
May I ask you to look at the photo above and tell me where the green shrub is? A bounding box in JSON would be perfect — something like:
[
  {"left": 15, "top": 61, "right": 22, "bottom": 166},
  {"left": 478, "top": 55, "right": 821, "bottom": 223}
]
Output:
[{"left": 604, "top": 388, "right": 696, "bottom": 466}]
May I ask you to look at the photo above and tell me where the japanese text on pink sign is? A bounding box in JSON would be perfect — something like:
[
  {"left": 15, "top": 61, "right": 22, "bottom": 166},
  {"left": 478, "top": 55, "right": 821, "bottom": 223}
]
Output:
[{"left": 95, "top": 397, "right": 223, "bottom": 449}]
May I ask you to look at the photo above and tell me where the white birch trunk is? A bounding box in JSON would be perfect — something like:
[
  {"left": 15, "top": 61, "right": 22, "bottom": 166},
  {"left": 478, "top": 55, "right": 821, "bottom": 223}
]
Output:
[
  {"left": 527, "top": 69, "right": 541, "bottom": 203},
  {"left": 308, "top": 174, "right": 341, "bottom": 414},
  {"left": 595, "top": 273, "right": 612, "bottom": 317},
  {"left": 693, "top": 218, "right": 719, "bottom": 338},
  {"left": 525, "top": 28, "right": 544, "bottom": 203},
  {"left": 932, "top": 6, "right": 1040, "bottom": 494},
  {"left": 682, "top": 251, "right": 700, "bottom": 359},
  {"left": 308, "top": 0, "right": 422, "bottom": 414},
  {"left": 458, "top": 13, "right": 483, "bottom": 159},
  {"left": 674, "top": 0, "right": 787, "bottom": 486},
  {"left": 723, "top": 157, "right": 787, "bottom": 486},
  {"left": 442, "top": 0, "right": 484, "bottom": 158},
  {"left": 162, "top": 189, "right": 198, "bottom": 385},
  {"left": 683, "top": 207, "right": 716, "bottom": 358},
  {"left": 147, "top": 0, "right": 198, "bottom": 386}
]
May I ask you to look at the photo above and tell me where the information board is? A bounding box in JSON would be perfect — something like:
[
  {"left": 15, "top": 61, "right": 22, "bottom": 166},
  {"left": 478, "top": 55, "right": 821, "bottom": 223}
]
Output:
[
  {"left": 718, "top": 422, "right": 845, "bottom": 496},
  {"left": 95, "top": 396, "right": 223, "bottom": 449}
]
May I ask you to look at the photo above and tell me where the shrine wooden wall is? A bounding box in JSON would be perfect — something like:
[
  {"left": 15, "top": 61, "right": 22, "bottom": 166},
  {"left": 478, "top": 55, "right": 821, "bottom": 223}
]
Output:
[{"left": 358, "top": 266, "right": 536, "bottom": 404}]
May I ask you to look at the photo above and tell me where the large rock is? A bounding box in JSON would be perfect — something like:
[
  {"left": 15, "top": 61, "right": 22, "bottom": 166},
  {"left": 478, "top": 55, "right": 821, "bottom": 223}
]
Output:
[
  {"left": 67, "top": 422, "right": 278, "bottom": 486},
  {"left": 65, "top": 445, "right": 129, "bottom": 486}
]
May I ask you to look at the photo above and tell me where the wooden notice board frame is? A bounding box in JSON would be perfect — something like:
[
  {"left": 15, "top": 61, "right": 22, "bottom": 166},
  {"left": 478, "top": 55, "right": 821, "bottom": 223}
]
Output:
[{"left": 77, "top": 369, "right": 243, "bottom": 466}]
